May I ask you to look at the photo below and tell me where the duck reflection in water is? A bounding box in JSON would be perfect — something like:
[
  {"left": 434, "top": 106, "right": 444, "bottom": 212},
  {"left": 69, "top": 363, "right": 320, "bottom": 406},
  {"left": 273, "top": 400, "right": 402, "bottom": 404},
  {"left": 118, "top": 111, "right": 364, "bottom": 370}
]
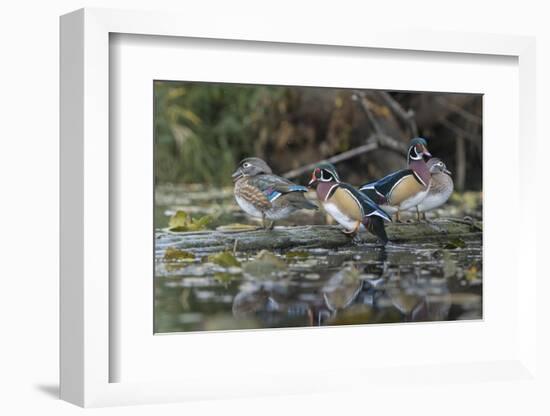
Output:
[{"left": 231, "top": 249, "right": 453, "bottom": 328}]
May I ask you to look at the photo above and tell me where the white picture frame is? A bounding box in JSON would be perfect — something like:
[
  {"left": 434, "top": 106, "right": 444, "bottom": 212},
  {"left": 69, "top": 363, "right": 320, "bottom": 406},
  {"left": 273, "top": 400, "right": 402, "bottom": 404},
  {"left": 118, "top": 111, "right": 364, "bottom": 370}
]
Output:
[{"left": 60, "top": 8, "right": 539, "bottom": 408}]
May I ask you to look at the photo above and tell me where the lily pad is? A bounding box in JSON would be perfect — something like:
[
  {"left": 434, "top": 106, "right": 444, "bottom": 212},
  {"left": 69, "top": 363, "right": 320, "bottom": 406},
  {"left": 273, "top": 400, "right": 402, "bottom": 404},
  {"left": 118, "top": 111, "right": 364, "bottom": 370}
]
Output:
[
  {"left": 208, "top": 251, "right": 241, "bottom": 268},
  {"left": 163, "top": 247, "right": 196, "bottom": 262}
]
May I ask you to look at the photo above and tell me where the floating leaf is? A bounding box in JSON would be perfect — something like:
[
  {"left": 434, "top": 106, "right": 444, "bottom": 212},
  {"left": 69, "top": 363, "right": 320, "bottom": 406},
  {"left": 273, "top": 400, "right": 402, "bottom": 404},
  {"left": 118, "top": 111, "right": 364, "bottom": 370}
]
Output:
[
  {"left": 444, "top": 238, "right": 466, "bottom": 249},
  {"left": 328, "top": 304, "right": 377, "bottom": 325},
  {"left": 286, "top": 250, "right": 310, "bottom": 259},
  {"left": 168, "top": 211, "right": 189, "bottom": 231},
  {"left": 168, "top": 210, "right": 212, "bottom": 232},
  {"left": 187, "top": 215, "right": 213, "bottom": 231},
  {"left": 163, "top": 247, "right": 196, "bottom": 262},
  {"left": 208, "top": 251, "right": 241, "bottom": 268},
  {"left": 465, "top": 265, "right": 479, "bottom": 282},
  {"left": 242, "top": 250, "right": 288, "bottom": 278},
  {"left": 214, "top": 272, "right": 239, "bottom": 286}
]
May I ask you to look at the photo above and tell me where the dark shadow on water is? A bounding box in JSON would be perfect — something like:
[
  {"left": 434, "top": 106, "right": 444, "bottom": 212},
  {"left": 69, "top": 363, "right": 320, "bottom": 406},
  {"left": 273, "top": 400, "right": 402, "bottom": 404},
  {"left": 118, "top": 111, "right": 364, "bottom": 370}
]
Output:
[{"left": 35, "top": 384, "right": 59, "bottom": 399}]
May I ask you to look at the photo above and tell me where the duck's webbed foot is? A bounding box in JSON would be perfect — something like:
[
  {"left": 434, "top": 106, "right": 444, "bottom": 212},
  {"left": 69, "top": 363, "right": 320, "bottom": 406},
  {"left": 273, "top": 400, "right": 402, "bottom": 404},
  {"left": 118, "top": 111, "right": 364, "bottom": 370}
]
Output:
[{"left": 343, "top": 221, "right": 361, "bottom": 242}]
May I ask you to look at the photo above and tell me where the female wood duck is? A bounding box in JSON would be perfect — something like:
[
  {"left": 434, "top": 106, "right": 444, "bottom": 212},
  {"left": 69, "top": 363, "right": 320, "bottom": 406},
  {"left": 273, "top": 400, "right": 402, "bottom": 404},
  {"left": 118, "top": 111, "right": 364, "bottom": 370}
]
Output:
[
  {"left": 308, "top": 163, "right": 391, "bottom": 244},
  {"left": 232, "top": 157, "right": 317, "bottom": 229},
  {"left": 359, "top": 137, "right": 432, "bottom": 222},
  {"left": 410, "top": 157, "right": 454, "bottom": 221}
]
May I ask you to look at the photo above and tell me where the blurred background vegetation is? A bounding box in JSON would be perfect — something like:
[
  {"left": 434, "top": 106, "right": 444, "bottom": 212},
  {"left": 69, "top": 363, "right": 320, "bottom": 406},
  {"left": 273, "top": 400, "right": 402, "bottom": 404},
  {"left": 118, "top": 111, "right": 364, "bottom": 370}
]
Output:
[{"left": 154, "top": 81, "right": 482, "bottom": 190}]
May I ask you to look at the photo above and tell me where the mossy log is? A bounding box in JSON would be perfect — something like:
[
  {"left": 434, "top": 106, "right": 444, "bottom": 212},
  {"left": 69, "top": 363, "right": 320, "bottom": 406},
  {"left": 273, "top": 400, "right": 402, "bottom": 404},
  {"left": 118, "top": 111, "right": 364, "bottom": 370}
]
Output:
[{"left": 156, "top": 219, "right": 482, "bottom": 254}]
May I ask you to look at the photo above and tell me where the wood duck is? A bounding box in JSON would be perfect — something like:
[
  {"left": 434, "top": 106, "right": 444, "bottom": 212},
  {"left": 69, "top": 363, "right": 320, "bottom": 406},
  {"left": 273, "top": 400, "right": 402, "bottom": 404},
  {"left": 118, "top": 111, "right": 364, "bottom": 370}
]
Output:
[
  {"left": 308, "top": 163, "right": 391, "bottom": 244},
  {"left": 359, "top": 137, "right": 432, "bottom": 222},
  {"left": 232, "top": 157, "right": 317, "bottom": 229},
  {"left": 410, "top": 157, "right": 454, "bottom": 221}
]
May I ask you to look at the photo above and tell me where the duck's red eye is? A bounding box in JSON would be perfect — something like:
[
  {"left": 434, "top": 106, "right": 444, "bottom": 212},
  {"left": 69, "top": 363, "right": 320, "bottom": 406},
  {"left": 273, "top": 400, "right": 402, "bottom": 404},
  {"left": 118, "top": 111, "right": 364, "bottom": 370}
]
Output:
[{"left": 314, "top": 168, "right": 321, "bottom": 178}]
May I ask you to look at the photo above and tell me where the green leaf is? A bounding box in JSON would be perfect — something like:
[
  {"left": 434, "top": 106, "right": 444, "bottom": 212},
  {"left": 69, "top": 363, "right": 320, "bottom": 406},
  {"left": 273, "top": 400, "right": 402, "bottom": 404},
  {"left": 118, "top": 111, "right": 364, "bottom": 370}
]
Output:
[
  {"left": 163, "top": 247, "right": 196, "bottom": 262},
  {"left": 285, "top": 250, "right": 310, "bottom": 259},
  {"left": 168, "top": 210, "right": 211, "bottom": 232},
  {"left": 208, "top": 251, "right": 241, "bottom": 268},
  {"left": 213, "top": 272, "right": 239, "bottom": 286},
  {"left": 242, "top": 250, "right": 288, "bottom": 278},
  {"left": 187, "top": 215, "right": 213, "bottom": 231},
  {"left": 168, "top": 211, "right": 189, "bottom": 231},
  {"left": 444, "top": 238, "right": 466, "bottom": 249}
]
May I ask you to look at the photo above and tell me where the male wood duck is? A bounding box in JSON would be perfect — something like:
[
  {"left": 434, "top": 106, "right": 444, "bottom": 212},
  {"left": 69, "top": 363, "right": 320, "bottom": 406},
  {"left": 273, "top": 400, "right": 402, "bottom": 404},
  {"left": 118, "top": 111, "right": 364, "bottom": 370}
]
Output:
[
  {"left": 359, "top": 137, "right": 432, "bottom": 222},
  {"left": 232, "top": 157, "right": 317, "bottom": 229},
  {"left": 308, "top": 163, "right": 391, "bottom": 244},
  {"left": 410, "top": 157, "right": 454, "bottom": 221}
]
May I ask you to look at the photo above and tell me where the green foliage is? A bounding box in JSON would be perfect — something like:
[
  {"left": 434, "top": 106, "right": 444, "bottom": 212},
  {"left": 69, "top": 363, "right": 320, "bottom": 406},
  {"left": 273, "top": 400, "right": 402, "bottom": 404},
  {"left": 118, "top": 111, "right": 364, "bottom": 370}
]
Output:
[{"left": 155, "top": 81, "right": 285, "bottom": 185}]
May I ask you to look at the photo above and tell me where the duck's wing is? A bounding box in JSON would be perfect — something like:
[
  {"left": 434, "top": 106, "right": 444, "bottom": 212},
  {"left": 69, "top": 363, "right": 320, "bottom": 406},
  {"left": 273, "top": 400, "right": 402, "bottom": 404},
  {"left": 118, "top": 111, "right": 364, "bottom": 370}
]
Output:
[
  {"left": 255, "top": 175, "right": 308, "bottom": 202},
  {"left": 359, "top": 169, "right": 415, "bottom": 198},
  {"left": 338, "top": 183, "right": 392, "bottom": 222}
]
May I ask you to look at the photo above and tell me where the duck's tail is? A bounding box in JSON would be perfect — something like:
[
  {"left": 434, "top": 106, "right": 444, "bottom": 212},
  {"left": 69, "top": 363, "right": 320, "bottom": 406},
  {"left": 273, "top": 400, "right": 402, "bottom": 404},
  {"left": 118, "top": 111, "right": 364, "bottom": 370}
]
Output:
[{"left": 364, "top": 216, "right": 388, "bottom": 245}]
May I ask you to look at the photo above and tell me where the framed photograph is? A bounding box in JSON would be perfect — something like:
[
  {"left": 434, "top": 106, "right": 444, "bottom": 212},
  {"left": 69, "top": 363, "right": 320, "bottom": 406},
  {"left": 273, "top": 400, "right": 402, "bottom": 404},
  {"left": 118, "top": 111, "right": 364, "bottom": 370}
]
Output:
[
  {"left": 60, "top": 8, "right": 538, "bottom": 407},
  {"left": 152, "top": 81, "right": 483, "bottom": 334}
]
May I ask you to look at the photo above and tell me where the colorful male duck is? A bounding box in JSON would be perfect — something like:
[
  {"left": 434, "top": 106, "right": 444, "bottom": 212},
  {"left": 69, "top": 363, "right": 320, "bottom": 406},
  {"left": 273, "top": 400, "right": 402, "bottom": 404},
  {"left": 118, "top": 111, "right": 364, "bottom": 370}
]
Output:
[
  {"left": 410, "top": 157, "right": 454, "bottom": 221},
  {"left": 359, "top": 137, "right": 432, "bottom": 222},
  {"left": 308, "top": 163, "right": 391, "bottom": 244},
  {"left": 232, "top": 157, "right": 317, "bottom": 229}
]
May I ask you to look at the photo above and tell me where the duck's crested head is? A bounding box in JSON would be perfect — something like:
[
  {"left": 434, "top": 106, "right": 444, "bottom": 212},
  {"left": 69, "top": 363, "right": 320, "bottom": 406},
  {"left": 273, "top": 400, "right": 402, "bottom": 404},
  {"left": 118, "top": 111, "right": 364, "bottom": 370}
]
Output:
[
  {"left": 232, "top": 157, "right": 273, "bottom": 180},
  {"left": 308, "top": 162, "right": 340, "bottom": 187},
  {"left": 408, "top": 137, "right": 431, "bottom": 161}
]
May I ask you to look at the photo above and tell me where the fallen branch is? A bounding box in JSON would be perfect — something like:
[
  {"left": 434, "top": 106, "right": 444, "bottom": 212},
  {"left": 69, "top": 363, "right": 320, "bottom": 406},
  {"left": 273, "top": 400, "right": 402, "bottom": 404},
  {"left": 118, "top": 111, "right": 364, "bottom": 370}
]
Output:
[
  {"left": 283, "top": 133, "right": 408, "bottom": 179},
  {"left": 282, "top": 141, "right": 378, "bottom": 179},
  {"left": 155, "top": 220, "right": 482, "bottom": 255}
]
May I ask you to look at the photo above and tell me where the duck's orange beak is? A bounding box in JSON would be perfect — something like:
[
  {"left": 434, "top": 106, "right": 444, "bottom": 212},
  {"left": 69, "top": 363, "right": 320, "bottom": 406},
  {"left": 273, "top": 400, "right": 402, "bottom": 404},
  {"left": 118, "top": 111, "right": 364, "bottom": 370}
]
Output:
[{"left": 308, "top": 170, "right": 318, "bottom": 187}]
